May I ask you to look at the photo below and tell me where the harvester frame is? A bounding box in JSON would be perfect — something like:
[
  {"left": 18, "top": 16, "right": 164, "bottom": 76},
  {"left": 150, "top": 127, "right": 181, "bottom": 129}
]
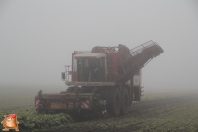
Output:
[{"left": 35, "top": 40, "right": 164, "bottom": 117}]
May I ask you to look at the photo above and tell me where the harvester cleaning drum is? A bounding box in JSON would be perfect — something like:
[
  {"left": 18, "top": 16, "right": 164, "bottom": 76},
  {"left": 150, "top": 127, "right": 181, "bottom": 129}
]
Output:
[{"left": 35, "top": 40, "right": 164, "bottom": 117}]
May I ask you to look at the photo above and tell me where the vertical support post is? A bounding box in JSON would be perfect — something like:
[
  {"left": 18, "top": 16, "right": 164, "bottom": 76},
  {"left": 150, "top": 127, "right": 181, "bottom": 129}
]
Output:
[
  {"left": 133, "top": 70, "right": 141, "bottom": 101},
  {"left": 130, "top": 78, "right": 134, "bottom": 103}
]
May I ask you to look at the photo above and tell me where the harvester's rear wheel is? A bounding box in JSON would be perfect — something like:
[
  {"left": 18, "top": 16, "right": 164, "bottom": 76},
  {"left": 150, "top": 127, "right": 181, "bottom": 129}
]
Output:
[
  {"left": 106, "top": 87, "right": 121, "bottom": 116},
  {"left": 120, "top": 88, "right": 129, "bottom": 115}
]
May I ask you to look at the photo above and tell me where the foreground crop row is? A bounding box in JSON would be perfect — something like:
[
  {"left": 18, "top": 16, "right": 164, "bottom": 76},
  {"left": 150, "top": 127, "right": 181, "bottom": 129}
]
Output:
[{"left": 0, "top": 92, "right": 197, "bottom": 132}]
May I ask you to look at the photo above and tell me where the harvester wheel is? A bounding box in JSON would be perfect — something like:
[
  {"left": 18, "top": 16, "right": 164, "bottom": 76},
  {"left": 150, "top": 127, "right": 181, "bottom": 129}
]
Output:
[
  {"left": 106, "top": 87, "right": 121, "bottom": 116},
  {"left": 120, "top": 88, "right": 129, "bottom": 115}
]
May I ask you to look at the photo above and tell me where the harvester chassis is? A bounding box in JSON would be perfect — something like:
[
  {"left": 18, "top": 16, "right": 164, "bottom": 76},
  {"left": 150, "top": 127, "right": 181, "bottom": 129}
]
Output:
[{"left": 36, "top": 84, "right": 130, "bottom": 117}]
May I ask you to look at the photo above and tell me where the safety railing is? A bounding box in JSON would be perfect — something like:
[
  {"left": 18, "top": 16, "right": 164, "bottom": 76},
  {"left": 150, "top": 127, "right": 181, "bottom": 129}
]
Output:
[{"left": 130, "top": 40, "right": 156, "bottom": 56}]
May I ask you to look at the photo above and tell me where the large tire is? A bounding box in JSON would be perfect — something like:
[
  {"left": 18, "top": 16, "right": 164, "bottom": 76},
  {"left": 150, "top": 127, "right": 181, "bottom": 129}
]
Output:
[
  {"left": 120, "top": 88, "right": 129, "bottom": 115},
  {"left": 106, "top": 87, "right": 121, "bottom": 116}
]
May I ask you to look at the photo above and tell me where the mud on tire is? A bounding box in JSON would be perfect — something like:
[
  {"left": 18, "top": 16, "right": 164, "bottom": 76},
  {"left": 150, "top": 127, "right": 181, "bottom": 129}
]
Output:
[
  {"left": 120, "top": 88, "right": 129, "bottom": 115},
  {"left": 106, "top": 87, "right": 121, "bottom": 116}
]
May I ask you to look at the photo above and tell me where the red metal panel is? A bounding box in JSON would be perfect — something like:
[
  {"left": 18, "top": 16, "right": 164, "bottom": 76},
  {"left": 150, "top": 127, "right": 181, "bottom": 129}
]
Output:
[
  {"left": 72, "top": 52, "right": 77, "bottom": 81},
  {"left": 106, "top": 53, "right": 117, "bottom": 82},
  {"left": 112, "top": 53, "right": 118, "bottom": 82}
]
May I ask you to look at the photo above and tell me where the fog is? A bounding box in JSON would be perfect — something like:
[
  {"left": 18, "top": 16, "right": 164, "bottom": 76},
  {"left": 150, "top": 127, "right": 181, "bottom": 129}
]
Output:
[{"left": 1, "top": 0, "right": 198, "bottom": 94}]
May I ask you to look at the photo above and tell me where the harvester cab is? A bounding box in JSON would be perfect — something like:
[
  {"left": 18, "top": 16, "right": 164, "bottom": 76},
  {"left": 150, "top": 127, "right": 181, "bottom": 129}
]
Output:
[{"left": 74, "top": 53, "right": 106, "bottom": 82}]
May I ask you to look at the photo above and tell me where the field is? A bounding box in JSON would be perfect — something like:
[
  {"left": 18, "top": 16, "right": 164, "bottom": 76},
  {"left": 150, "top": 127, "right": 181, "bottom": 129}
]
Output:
[{"left": 0, "top": 87, "right": 198, "bottom": 132}]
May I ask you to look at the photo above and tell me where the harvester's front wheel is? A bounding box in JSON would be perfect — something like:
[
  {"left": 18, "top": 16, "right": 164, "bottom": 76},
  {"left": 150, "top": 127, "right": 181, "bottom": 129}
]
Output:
[
  {"left": 120, "top": 88, "right": 129, "bottom": 115},
  {"left": 106, "top": 87, "right": 121, "bottom": 116}
]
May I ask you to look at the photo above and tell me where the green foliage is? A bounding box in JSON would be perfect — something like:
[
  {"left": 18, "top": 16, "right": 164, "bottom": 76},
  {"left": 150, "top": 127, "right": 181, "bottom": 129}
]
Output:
[{"left": 0, "top": 107, "right": 73, "bottom": 131}]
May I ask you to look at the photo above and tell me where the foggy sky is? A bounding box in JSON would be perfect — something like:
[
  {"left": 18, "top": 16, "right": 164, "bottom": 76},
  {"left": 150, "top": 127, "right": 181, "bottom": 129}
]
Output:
[{"left": 1, "top": 0, "right": 198, "bottom": 92}]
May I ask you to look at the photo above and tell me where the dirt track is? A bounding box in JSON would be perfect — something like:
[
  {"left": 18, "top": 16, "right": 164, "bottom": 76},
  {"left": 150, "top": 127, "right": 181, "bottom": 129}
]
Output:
[
  {"left": 40, "top": 93, "right": 198, "bottom": 132},
  {"left": 130, "top": 93, "right": 198, "bottom": 112}
]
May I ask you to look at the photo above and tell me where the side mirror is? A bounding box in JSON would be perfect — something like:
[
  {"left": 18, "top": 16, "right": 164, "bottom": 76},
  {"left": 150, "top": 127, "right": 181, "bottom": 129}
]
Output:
[{"left": 61, "top": 72, "right": 66, "bottom": 80}]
